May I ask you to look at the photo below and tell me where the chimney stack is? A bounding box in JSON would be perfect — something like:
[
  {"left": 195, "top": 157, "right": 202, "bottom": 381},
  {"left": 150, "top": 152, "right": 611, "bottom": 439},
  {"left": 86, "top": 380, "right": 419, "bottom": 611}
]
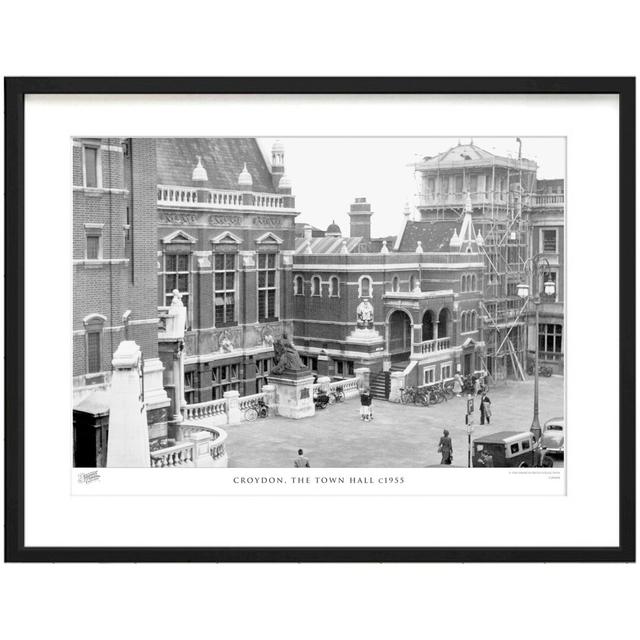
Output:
[{"left": 348, "top": 197, "right": 373, "bottom": 240}]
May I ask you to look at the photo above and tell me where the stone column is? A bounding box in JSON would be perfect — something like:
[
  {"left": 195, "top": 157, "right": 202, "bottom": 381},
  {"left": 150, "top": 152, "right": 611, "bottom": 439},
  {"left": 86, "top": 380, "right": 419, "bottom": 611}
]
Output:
[
  {"left": 433, "top": 320, "right": 440, "bottom": 341},
  {"left": 187, "top": 430, "right": 213, "bottom": 467},
  {"left": 106, "top": 341, "right": 150, "bottom": 467},
  {"left": 389, "top": 371, "right": 406, "bottom": 403},
  {"left": 225, "top": 389, "right": 241, "bottom": 425},
  {"left": 262, "top": 384, "right": 276, "bottom": 409}
]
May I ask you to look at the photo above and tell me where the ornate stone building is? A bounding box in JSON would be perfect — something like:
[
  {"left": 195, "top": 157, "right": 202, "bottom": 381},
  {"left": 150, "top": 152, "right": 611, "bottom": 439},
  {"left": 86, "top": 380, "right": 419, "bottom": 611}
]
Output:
[{"left": 155, "top": 139, "right": 300, "bottom": 402}]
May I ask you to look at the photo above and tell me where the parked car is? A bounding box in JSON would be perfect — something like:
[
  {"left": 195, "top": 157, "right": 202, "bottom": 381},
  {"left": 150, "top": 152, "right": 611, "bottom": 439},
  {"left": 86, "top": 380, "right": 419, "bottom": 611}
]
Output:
[
  {"left": 540, "top": 417, "right": 565, "bottom": 457},
  {"left": 472, "top": 431, "right": 539, "bottom": 467}
]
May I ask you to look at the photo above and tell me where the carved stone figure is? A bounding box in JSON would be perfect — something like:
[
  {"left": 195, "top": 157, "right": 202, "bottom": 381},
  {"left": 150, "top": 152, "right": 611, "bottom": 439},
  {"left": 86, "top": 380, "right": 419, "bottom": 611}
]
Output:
[
  {"left": 219, "top": 331, "right": 234, "bottom": 353},
  {"left": 271, "top": 332, "right": 306, "bottom": 374},
  {"left": 356, "top": 298, "right": 374, "bottom": 330}
]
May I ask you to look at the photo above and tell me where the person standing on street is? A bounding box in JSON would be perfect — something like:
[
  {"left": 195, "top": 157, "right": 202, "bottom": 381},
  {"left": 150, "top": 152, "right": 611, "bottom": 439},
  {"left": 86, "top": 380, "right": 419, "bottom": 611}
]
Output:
[
  {"left": 480, "top": 392, "right": 492, "bottom": 425},
  {"left": 359, "top": 387, "right": 372, "bottom": 421},
  {"left": 438, "top": 429, "right": 453, "bottom": 465},
  {"left": 294, "top": 449, "right": 310, "bottom": 468}
]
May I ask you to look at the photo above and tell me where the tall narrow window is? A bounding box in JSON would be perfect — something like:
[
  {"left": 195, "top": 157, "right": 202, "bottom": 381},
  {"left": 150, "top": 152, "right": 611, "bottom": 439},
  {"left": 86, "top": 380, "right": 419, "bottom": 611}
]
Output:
[
  {"left": 294, "top": 275, "right": 303, "bottom": 295},
  {"left": 86, "top": 233, "right": 101, "bottom": 260},
  {"left": 541, "top": 229, "right": 558, "bottom": 253},
  {"left": 214, "top": 253, "right": 236, "bottom": 326},
  {"left": 329, "top": 276, "right": 339, "bottom": 297},
  {"left": 258, "top": 253, "right": 277, "bottom": 321},
  {"left": 84, "top": 146, "right": 99, "bottom": 188},
  {"left": 392, "top": 276, "right": 399, "bottom": 292},
  {"left": 359, "top": 276, "right": 371, "bottom": 298},
  {"left": 164, "top": 253, "right": 190, "bottom": 319},
  {"left": 87, "top": 331, "right": 101, "bottom": 373},
  {"left": 311, "top": 276, "right": 321, "bottom": 296}
]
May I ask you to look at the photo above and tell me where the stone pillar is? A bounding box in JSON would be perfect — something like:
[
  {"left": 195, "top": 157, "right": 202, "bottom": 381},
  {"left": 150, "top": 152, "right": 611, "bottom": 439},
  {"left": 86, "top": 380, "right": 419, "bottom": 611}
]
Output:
[
  {"left": 187, "top": 430, "right": 213, "bottom": 467},
  {"left": 389, "top": 371, "right": 406, "bottom": 403},
  {"left": 354, "top": 367, "right": 370, "bottom": 390},
  {"left": 225, "top": 389, "right": 241, "bottom": 425},
  {"left": 269, "top": 371, "right": 315, "bottom": 419},
  {"left": 433, "top": 320, "right": 439, "bottom": 341},
  {"left": 106, "top": 341, "right": 150, "bottom": 467}
]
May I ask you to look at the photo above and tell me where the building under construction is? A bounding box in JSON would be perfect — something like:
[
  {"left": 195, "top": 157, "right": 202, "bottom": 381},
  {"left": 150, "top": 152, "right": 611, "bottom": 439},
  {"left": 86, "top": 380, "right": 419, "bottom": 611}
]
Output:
[{"left": 412, "top": 140, "right": 564, "bottom": 381}]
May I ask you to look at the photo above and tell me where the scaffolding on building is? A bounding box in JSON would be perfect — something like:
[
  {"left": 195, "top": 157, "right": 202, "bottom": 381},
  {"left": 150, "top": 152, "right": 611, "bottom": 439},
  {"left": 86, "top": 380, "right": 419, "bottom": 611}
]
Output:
[{"left": 414, "top": 139, "right": 538, "bottom": 383}]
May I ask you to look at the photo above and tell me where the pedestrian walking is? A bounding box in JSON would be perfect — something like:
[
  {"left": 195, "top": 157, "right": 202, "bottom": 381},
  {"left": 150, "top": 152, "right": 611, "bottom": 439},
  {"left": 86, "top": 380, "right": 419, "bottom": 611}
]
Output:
[
  {"left": 453, "top": 372, "right": 464, "bottom": 397},
  {"left": 480, "top": 393, "right": 492, "bottom": 425},
  {"left": 294, "top": 449, "right": 310, "bottom": 468},
  {"left": 359, "top": 387, "right": 372, "bottom": 421},
  {"left": 438, "top": 429, "right": 453, "bottom": 465}
]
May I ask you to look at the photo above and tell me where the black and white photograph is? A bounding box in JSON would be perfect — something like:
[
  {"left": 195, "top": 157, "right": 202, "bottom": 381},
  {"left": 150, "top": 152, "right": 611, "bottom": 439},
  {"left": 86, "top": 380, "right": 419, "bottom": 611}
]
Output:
[{"left": 72, "top": 136, "right": 565, "bottom": 472}]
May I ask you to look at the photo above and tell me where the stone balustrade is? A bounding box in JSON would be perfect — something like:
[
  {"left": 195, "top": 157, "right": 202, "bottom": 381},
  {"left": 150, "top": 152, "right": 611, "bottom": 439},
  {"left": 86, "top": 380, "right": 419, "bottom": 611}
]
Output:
[
  {"left": 238, "top": 392, "right": 266, "bottom": 412},
  {"left": 157, "top": 185, "right": 288, "bottom": 210},
  {"left": 415, "top": 336, "right": 451, "bottom": 354},
  {"left": 184, "top": 398, "right": 227, "bottom": 422},
  {"left": 150, "top": 441, "right": 195, "bottom": 467},
  {"left": 329, "top": 377, "right": 360, "bottom": 399}
]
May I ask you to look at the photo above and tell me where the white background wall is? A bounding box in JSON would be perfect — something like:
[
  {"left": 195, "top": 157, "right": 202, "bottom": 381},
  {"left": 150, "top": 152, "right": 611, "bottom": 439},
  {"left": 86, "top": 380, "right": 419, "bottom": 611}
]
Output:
[{"left": 1, "top": 2, "right": 638, "bottom": 640}]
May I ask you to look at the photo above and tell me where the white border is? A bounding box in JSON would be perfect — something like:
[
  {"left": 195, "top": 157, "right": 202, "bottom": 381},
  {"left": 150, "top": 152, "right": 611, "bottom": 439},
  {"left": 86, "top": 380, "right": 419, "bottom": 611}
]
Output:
[{"left": 24, "top": 93, "right": 619, "bottom": 548}]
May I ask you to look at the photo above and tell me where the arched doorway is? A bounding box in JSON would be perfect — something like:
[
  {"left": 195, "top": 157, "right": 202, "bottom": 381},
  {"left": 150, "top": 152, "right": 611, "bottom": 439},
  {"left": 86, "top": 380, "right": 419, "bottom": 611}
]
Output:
[
  {"left": 422, "top": 310, "right": 435, "bottom": 341},
  {"left": 388, "top": 309, "right": 412, "bottom": 361},
  {"left": 438, "top": 307, "right": 451, "bottom": 338}
]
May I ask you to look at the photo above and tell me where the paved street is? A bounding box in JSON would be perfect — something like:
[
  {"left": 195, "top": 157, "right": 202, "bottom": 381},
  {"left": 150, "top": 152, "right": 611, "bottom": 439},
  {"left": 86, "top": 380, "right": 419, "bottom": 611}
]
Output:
[{"left": 225, "top": 375, "right": 565, "bottom": 468}]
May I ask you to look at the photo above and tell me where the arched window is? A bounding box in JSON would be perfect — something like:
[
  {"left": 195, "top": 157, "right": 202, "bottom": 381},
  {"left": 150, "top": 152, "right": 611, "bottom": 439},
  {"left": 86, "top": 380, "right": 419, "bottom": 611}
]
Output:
[
  {"left": 359, "top": 276, "right": 372, "bottom": 298},
  {"left": 294, "top": 275, "right": 303, "bottom": 296},
  {"left": 392, "top": 276, "right": 399, "bottom": 292},
  {"left": 83, "top": 313, "right": 107, "bottom": 374},
  {"left": 329, "top": 276, "right": 339, "bottom": 297},
  {"left": 311, "top": 276, "right": 321, "bottom": 297},
  {"left": 438, "top": 307, "right": 451, "bottom": 337},
  {"left": 409, "top": 275, "right": 415, "bottom": 292},
  {"left": 471, "top": 274, "right": 477, "bottom": 291},
  {"left": 461, "top": 275, "right": 467, "bottom": 292},
  {"left": 461, "top": 311, "right": 467, "bottom": 333},
  {"left": 472, "top": 310, "right": 478, "bottom": 331}
]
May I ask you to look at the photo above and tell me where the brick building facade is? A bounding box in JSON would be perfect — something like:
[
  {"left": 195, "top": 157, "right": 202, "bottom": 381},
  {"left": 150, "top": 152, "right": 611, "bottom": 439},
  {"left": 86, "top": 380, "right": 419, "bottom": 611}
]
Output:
[
  {"left": 155, "top": 139, "right": 299, "bottom": 402},
  {"left": 72, "top": 138, "right": 170, "bottom": 465}
]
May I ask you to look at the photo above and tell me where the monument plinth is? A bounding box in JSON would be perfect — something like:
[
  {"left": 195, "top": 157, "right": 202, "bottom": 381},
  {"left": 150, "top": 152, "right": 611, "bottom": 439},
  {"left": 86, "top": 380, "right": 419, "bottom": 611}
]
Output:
[{"left": 268, "top": 369, "right": 315, "bottom": 419}]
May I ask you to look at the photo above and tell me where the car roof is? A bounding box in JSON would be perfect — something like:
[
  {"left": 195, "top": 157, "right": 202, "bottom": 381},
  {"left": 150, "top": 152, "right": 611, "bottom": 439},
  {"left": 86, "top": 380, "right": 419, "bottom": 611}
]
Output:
[
  {"left": 544, "top": 417, "right": 565, "bottom": 427},
  {"left": 473, "top": 431, "right": 531, "bottom": 444}
]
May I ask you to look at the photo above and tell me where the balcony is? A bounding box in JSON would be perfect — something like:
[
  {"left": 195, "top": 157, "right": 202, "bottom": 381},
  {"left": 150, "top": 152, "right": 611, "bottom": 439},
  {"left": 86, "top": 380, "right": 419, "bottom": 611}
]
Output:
[
  {"left": 527, "top": 193, "right": 564, "bottom": 208},
  {"left": 157, "top": 185, "right": 292, "bottom": 211},
  {"left": 414, "top": 336, "right": 451, "bottom": 355}
]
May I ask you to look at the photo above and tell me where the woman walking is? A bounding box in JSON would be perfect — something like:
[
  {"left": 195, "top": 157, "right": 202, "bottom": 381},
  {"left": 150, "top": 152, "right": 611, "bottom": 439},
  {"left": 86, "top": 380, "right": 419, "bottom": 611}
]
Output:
[
  {"left": 480, "top": 393, "right": 492, "bottom": 425},
  {"left": 359, "top": 387, "right": 372, "bottom": 422},
  {"left": 438, "top": 429, "right": 453, "bottom": 465}
]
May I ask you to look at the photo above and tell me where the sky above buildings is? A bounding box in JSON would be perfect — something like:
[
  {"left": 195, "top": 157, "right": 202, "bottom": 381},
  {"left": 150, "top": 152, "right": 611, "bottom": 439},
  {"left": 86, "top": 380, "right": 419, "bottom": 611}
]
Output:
[{"left": 258, "top": 137, "right": 566, "bottom": 238}]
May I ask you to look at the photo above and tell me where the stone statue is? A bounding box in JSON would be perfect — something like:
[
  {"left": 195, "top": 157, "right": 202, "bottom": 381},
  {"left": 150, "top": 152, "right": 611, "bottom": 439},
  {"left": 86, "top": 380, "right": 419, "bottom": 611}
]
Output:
[
  {"left": 219, "top": 331, "right": 234, "bottom": 353},
  {"left": 271, "top": 332, "right": 306, "bottom": 374},
  {"left": 356, "top": 298, "right": 374, "bottom": 330}
]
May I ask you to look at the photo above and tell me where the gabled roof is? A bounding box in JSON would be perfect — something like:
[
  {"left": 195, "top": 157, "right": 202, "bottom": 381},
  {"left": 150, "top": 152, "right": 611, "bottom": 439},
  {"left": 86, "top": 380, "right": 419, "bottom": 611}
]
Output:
[
  {"left": 156, "top": 138, "right": 277, "bottom": 193},
  {"left": 397, "top": 220, "right": 459, "bottom": 253}
]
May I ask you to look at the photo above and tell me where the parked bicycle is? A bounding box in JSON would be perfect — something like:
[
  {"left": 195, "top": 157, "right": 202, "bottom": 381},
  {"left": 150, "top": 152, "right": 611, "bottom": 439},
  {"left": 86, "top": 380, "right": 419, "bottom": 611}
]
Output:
[
  {"left": 329, "top": 387, "right": 345, "bottom": 403},
  {"left": 527, "top": 363, "right": 553, "bottom": 377},
  {"left": 244, "top": 398, "right": 270, "bottom": 422}
]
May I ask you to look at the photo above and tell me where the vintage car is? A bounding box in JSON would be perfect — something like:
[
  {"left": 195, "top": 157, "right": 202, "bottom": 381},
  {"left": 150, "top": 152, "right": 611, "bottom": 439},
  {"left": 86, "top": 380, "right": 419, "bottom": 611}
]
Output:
[
  {"left": 540, "top": 417, "right": 565, "bottom": 457},
  {"left": 472, "top": 431, "right": 542, "bottom": 468}
]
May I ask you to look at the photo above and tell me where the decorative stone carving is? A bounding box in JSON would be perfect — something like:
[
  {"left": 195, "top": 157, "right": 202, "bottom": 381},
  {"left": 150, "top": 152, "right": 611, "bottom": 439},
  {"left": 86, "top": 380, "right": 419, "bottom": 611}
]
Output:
[
  {"left": 271, "top": 332, "right": 305, "bottom": 374},
  {"left": 356, "top": 298, "right": 374, "bottom": 330},
  {"left": 218, "top": 331, "right": 234, "bottom": 353}
]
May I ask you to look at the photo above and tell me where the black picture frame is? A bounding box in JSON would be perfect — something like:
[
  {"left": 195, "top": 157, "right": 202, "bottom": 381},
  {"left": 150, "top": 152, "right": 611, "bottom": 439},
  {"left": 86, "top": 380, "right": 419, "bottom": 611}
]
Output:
[{"left": 4, "top": 77, "right": 635, "bottom": 563}]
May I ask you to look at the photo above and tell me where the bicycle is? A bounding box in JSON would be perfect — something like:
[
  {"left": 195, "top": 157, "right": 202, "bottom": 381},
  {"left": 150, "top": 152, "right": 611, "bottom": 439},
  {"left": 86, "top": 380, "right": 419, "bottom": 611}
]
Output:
[
  {"left": 399, "top": 387, "right": 417, "bottom": 404},
  {"left": 329, "top": 388, "right": 345, "bottom": 404},
  {"left": 244, "top": 399, "right": 269, "bottom": 422}
]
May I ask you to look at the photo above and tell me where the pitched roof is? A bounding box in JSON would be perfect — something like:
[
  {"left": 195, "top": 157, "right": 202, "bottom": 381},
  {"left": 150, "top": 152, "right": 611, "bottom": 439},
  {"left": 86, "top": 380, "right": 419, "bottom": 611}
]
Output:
[
  {"left": 294, "top": 236, "right": 362, "bottom": 254},
  {"left": 156, "top": 138, "right": 277, "bottom": 193},
  {"left": 414, "top": 143, "right": 537, "bottom": 172},
  {"left": 397, "top": 220, "right": 459, "bottom": 252}
]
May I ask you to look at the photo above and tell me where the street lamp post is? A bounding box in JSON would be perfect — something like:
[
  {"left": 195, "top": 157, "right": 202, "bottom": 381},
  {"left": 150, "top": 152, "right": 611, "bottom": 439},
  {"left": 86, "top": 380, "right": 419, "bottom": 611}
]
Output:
[{"left": 517, "top": 255, "right": 556, "bottom": 442}]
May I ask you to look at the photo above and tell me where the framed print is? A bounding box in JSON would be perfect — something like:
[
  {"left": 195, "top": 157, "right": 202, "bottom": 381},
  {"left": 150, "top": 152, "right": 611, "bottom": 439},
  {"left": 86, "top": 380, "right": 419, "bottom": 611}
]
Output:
[{"left": 4, "top": 77, "right": 635, "bottom": 562}]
